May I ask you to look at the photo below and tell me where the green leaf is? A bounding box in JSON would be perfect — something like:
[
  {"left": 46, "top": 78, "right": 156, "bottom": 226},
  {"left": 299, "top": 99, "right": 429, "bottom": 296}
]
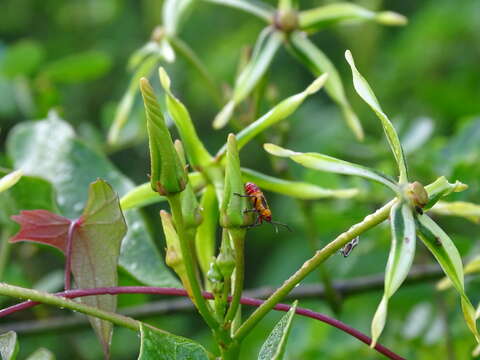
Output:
[
  {"left": 263, "top": 143, "right": 399, "bottom": 193},
  {"left": 424, "top": 176, "right": 468, "bottom": 210},
  {"left": 163, "top": 0, "right": 195, "bottom": 37},
  {"left": 43, "top": 51, "right": 112, "bottom": 83},
  {"left": 140, "top": 77, "right": 187, "bottom": 195},
  {"left": 108, "top": 55, "right": 159, "bottom": 145},
  {"left": 202, "top": 0, "right": 274, "bottom": 22},
  {"left": 416, "top": 214, "right": 480, "bottom": 343},
  {"left": 120, "top": 172, "right": 204, "bottom": 211},
  {"left": 216, "top": 74, "right": 328, "bottom": 157},
  {"left": 241, "top": 167, "right": 358, "bottom": 199},
  {"left": 0, "top": 331, "right": 18, "bottom": 360},
  {"left": 71, "top": 179, "right": 127, "bottom": 358},
  {"left": 430, "top": 201, "right": 480, "bottom": 223},
  {"left": 25, "top": 348, "right": 55, "bottom": 360},
  {"left": 213, "top": 28, "right": 283, "bottom": 129},
  {"left": 287, "top": 31, "right": 363, "bottom": 140},
  {"left": 345, "top": 50, "right": 408, "bottom": 183},
  {"left": 138, "top": 323, "right": 211, "bottom": 360},
  {"left": 298, "top": 3, "right": 406, "bottom": 31},
  {"left": 1, "top": 40, "right": 45, "bottom": 77},
  {"left": 258, "top": 301, "right": 298, "bottom": 360},
  {"left": 371, "top": 202, "right": 415, "bottom": 347},
  {"left": 159, "top": 68, "right": 213, "bottom": 168},
  {"left": 0, "top": 170, "right": 23, "bottom": 193},
  {"left": 6, "top": 113, "right": 179, "bottom": 287},
  {"left": 438, "top": 255, "right": 480, "bottom": 291}
]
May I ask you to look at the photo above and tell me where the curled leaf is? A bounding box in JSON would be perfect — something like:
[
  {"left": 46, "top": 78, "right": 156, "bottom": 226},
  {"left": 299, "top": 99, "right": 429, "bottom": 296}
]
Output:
[{"left": 424, "top": 176, "right": 468, "bottom": 210}]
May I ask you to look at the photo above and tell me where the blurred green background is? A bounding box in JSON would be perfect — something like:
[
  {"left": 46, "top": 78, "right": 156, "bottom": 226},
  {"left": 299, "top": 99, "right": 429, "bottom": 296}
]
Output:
[{"left": 1, "top": 0, "right": 479, "bottom": 359}]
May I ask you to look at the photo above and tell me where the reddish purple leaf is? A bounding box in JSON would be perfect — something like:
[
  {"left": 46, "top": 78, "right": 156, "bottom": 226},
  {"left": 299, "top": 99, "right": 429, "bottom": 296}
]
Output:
[{"left": 10, "top": 210, "right": 71, "bottom": 252}]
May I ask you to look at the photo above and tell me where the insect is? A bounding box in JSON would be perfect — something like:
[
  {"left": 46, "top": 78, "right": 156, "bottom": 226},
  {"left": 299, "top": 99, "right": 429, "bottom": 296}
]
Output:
[
  {"left": 339, "top": 236, "right": 359, "bottom": 257},
  {"left": 234, "top": 182, "right": 292, "bottom": 232}
]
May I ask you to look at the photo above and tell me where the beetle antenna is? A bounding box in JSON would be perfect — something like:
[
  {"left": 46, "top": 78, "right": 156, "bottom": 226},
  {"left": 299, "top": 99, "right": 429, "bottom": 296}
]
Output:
[{"left": 269, "top": 221, "right": 292, "bottom": 232}]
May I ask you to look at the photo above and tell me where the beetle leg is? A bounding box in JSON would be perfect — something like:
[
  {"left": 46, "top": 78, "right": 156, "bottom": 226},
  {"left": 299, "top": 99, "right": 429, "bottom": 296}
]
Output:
[{"left": 234, "top": 193, "right": 256, "bottom": 198}]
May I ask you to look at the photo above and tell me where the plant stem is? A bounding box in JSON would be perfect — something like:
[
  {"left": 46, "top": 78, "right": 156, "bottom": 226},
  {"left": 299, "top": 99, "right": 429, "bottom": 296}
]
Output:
[
  {"left": 167, "top": 194, "right": 222, "bottom": 334},
  {"left": 0, "top": 283, "right": 139, "bottom": 331},
  {"left": 0, "top": 228, "right": 11, "bottom": 281},
  {"left": 234, "top": 198, "right": 397, "bottom": 341},
  {"left": 224, "top": 229, "right": 245, "bottom": 323},
  {"left": 0, "top": 284, "right": 405, "bottom": 359},
  {"left": 64, "top": 219, "right": 80, "bottom": 291},
  {"left": 202, "top": 0, "right": 274, "bottom": 22}
]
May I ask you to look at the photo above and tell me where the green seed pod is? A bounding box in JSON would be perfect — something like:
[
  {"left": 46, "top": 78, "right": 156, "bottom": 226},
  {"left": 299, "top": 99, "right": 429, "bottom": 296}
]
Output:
[
  {"left": 216, "top": 231, "right": 236, "bottom": 279},
  {"left": 406, "top": 181, "right": 429, "bottom": 212},
  {"left": 140, "top": 77, "right": 187, "bottom": 195},
  {"left": 207, "top": 261, "right": 224, "bottom": 284}
]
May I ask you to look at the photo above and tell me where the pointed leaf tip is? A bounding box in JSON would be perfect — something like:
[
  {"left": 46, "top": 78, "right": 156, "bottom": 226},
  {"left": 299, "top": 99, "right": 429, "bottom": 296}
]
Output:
[
  {"left": 263, "top": 143, "right": 298, "bottom": 157},
  {"left": 158, "top": 66, "right": 171, "bottom": 91},
  {"left": 0, "top": 169, "right": 23, "bottom": 193},
  {"left": 213, "top": 101, "right": 235, "bottom": 129},
  {"left": 305, "top": 73, "right": 328, "bottom": 95}
]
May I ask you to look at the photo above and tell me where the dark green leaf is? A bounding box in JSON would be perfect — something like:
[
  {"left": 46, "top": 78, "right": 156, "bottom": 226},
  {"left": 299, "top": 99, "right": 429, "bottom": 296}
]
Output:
[
  {"left": 138, "top": 323, "right": 211, "bottom": 360},
  {"left": 6, "top": 113, "right": 179, "bottom": 287}
]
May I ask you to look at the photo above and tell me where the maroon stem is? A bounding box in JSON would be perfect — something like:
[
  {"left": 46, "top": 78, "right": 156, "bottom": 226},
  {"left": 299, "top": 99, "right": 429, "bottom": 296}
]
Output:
[
  {"left": 0, "top": 286, "right": 404, "bottom": 360},
  {"left": 64, "top": 219, "right": 80, "bottom": 290}
]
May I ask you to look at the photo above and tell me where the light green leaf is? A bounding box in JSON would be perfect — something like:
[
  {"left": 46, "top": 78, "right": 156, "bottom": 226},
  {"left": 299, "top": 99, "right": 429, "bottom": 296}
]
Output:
[
  {"left": 120, "top": 172, "right": 204, "bottom": 211},
  {"left": 163, "top": 0, "right": 195, "bottom": 37},
  {"left": 6, "top": 114, "right": 179, "bottom": 287},
  {"left": 138, "top": 323, "right": 211, "bottom": 360},
  {"left": 438, "top": 255, "right": 480, "bottom": 291},
  {"left": 202, "top": 0, "right": 274, "bottom": 22},
  {"left": 371, "top": 202, "right": 415, "bottom": 347},
  {"left": 299, "top": 2, "right": 406, "bottom": 31},
  {"left": 258, "top": 301, "right": 298, "bottom": 360},
  {"left": 0, "top": 170, "right": 23, "bottom": 193},
  {"left": 1, "top": 40, "right": 45, "bottom": 77},
  {"left": 195, "top": 185, "right": 218, "bottom": 276},
  {"left": 213, "top": 28, "right": 283, "bottom": 129},
  {"left": 430, "top": 201, "right": 480, "bottom": 224},
  {"left": 159, "top": 68, "right": 213, "bottom": 167},
  {"left": 416, "top": 214, "right": 480, "bottom": 343},
  {"left": 216, "top": 74, "right": 328, "bottom": 157},
  {"left": 72, "top": 179, "right": 127, "bottom": 358},
  {"left": 241, "top": 167, "right": 358, "bottom": 199},
  {"left": 25, "top": 348, "right": 55, "bottom": 360},
  {"left": 0, "top": 331, "right": 18, "bottom": 360},
  {"left": 424, "top": 176, "right": 468, "bottom": 210},
  {"left": 264, "top": 143, "right": 399, "bottom": 193},
  {"left": 288, "top": 31, "right": 363, "bottom": 140},
  {"left": 345, "top": 50, "right": 408, "bottom": 183}
]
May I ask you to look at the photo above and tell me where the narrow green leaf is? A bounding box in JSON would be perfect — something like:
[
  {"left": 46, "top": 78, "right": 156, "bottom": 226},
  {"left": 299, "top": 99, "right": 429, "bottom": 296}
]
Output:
[
  {"left": 159, "top": 68, "right": 213, "bottom": 168},
  {"left": 202, "top": 0, "right": 274, "bottom": 22},
  {"left": 213, "top": 28, "right": 283, "bottom": 129},
  {"left": 241, "top": 167, "right": 358, "bottom": 199},
  {"left": 438, "top": 255, "right": 480, "bottom": 291},
  {"left": 25, "top": 348, "right": 55, "bottom": 360},
  {"left": 371, "top": 202, "right": 415, "bottom": 347},
  {"left": 0, "top": 331, "right": 18, "bottom": 360},
  {"left": 416, "top": 214, "right": 480, "bottom": 343},
  {"left": 345, "top": 50, "right": 408, "bottom": 183},
  {"left": 264, "top": 143, "right": 399, "bottom": 193},
  {"left": 140, "top": 77, "right": 187, "bottom": 195},
  {"left": 138, "top": 323, "right": 210, "bottom": 360},
  {"left": 6, "top": 114, "right": 179, "bottom": 287},
  {"left": 298, "top": 3, "right": 406, "bottom": 31},
  {"left": 258, "top": 301, "right": 298, "bottom": 360},
  {"left": 72, "top": 179, "right": 127, "bottom": 358},
  {"left": 216, "top": 74, "right": 328, "bottom": 157},
  {"left": 195, "top": 185, "right": 218, "bottom": 276},
  {"left": 430, "top": 201, "right": 480, "bottom": 224},
  {"left": 0, "top": 170, "right": 23, "bottom": 193},
  {"left": 288, "top": 31, "right": 363, "bottom": 140},
  {"left": 163, "top": 0, "right": 195, "bottom": 37},
  {"left": 424, "top": 176, "right": 468, "bottom": 210},
  {"left": 120, "top": 172, "right": 204, "bottom": 211},
  {"left": 108, "top": 55, "right": 159, "bottom": 145}
]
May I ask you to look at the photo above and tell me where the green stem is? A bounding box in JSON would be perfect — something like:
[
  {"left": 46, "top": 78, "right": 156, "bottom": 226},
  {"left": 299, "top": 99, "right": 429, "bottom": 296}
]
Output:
[
  {"left": 0, "top": 228, "right": 11, "bottom": 281},
  {"left": 224, "top": 229, "right": 245, "bottom": 323},
  {"left": 168, "top": 193, "right": 227, "bottom": 343},
  {"left": 0, "top": 283, "right": 139, "bottom": 331},
  {"left": 202, "top": 0, "right": 274, "bottom": 23},
  {"left": 234, "top": 198, "right": 397, "bottom": 341}
]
